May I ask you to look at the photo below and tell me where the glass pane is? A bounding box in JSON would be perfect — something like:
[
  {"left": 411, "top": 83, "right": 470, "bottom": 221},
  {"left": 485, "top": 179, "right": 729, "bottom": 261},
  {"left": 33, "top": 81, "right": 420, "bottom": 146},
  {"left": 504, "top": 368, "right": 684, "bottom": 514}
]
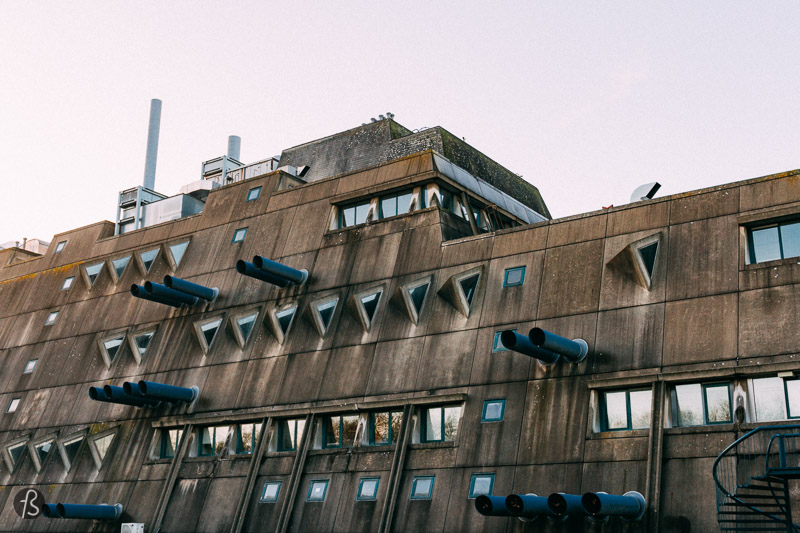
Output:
[
  {"left": 751, "top": 226, "right": 781, "bottom": 263},
  {"left": 753, "top": 377, "right": 787, "bottom": 421},
  {"left": 604, "top": 391, "right": 628, "bottom": 430},
  {"left": 63, "top": 437, "right": 82, "bottom": 463},
  {"left": 459, "top": 274, "right": 480, "bottom": 306},
  {"left": 342, "top": 415, "right": 359, "bottom": 446},
  {"left": 412, "top": 478, "right": 432, "bottom": 498},
  {"left": 780, "top": 222, "right": 800, "bottom": 259},
  {"left": 214, "top": 427, "right": 228, "bottom": 454},
  {"left": 484, "top": 401, "right": 503, "bottom": 421},
  {"left": 9, "top": 443, "right": 25, "bottom": 464},
  {"left": 629, "top": 390, "right": 652, "bottom": 430},
  {"left": 62, "top": 277, "right": 74, "bottom": 290},
  {"left": 23, "top": 359, "right": 37, "bottom": 374},
  {"left": 372, "top": 412, "right": 389, "bottom": 444},
  {"left": 276, "top": 307, "right": 296, "bottom": 335},
  {"left": 440, "top": 190, "right": 452, "bottom": 210},
  {"left": 140, "top": 248, "right": 159, "bottom": 272},
  {"left": 705, "top": 385, "right": 731, "bottom": 423},
  {"left": 360, "top": 479, "right": 378, "bottom": 499},
  {"left": 425, "top": 408, "right": 443, "bottom": 441},
  {"left": 36, "top": 440, "right": 53, "bottom": 464},
  {"left": 103, "top": 337, "right": 124, "bottom": 362},
  {"left": 200, "top": 427, "right": 215, "bottom": 455},
  {"left": 355, "top": 203, "right": 370, "bottom": 225},
  {"left": 247, "top": 187, "right": 261, "bottom": 201},
  {"left": 638, "top": 242, "right": 658, "bottom": 278},
  {"left": 505, "top": 267, "right": 524, "bottom": 286},
  {"left": 325, "top": 417, "right": 341, "bottom": 448},
  {"left": 674, "top": 384, "right": 703, "bottom": 427},
  {"left": 296, "top": 420, "right": 306, "bottom": 446},
  {"left": 94, "top": 434, "right": 114, "bottom": 460},
  {"left": 390, "top": 412, "right": 403, "bottom": 443},
  {"left": 471, "top": 475, "right": 492, "bottom": 496},
  {"left": 45, "top": 311, "right": 58, "bottom": 325},
  {"left": 317, "top": 299, "right": 338, "bottom": 330},
  {"left": 397, "top": 192, "right": 413, "bottom": 215},
  {"left": 7, "top": 398, "right": 19, "bottom": 412},
  {"left": 112, "top": 256, "right": 130, "bottom": 278},
  {"left": 233, "top": 228, "right": 247, "bottom": 242},
  {"left": 262, "top": 482, "right": 281, "bottom": 502},
  {"left": 201, "top": 319, "right": 222, "bottom": 347},
  {"left": 343, "top": 207, "right": 355, "bottom": 227},
  {"left": 278, "top": 420, "right": 294, "bottom": 450},
  {"left": 408, "top": 282, "right": 429, "bottom": 315},
  {"left": 237, "top": 313, "right": 258, "bottom": 343},
  {"left": 163, "top": 429, "right": 181, "bottom": 458},
  {"left": 381, "top": 196, "right": 397, "bottom": 218},
  {"left": 309, "top": 481, "right": 327, "bottom": 501},
  {"left": 444, "top": 406, "right": 461, "bottom": 440},
  {"left": 135, "top": 331, "right": 154, "bottom": 357},
  {"left": 360, "top": 292, "right": 381, "bottom": 322},
  {"left": 238, "top": 424, "right": 258, "bottom": 453},
  {"left": 169, "top": 241, "right": 190, "bottom": 267},
  {"left": 85, "top": 262, "right": 103, "bottom": 285},
  {"left": 787, "top": 380, "right": 800, "bottom": 418}
]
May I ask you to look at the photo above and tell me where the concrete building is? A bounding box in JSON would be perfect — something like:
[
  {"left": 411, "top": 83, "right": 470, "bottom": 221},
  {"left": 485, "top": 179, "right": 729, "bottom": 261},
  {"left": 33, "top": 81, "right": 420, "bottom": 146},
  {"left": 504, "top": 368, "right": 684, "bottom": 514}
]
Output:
[{"left": 0, "top": 118, "right": 799, "bottom": 532}]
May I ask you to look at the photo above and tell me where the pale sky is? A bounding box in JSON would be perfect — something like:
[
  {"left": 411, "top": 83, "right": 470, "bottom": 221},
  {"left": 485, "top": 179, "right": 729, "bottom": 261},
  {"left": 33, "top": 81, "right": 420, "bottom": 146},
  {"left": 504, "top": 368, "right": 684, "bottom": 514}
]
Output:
[{"left": 1, "top": 1, "right": 799, "bottom": 245}]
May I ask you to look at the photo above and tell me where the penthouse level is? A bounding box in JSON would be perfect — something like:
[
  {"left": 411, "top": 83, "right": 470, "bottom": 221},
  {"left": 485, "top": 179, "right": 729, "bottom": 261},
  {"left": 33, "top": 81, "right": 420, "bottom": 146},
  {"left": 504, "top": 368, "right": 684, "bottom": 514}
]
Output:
[{"left": 0, "top": 123, "right": 800, "bottom": 532}]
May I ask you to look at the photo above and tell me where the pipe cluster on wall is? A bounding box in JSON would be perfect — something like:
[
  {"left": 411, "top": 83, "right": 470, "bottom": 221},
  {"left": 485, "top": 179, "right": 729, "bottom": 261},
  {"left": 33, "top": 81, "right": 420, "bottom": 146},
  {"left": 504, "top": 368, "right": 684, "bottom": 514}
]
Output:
[{"left": 476, "top": 491, "right": 645, "bottom": 522}]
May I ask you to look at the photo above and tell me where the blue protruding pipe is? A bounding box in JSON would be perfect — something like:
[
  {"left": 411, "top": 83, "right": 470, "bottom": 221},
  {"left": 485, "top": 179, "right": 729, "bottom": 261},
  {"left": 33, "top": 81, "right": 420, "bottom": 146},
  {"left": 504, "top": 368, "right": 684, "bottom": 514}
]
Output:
[
  {"left": 505, "top": 493, "right": 554, "bottom": 519},
  {"left": 94, "top": 385, "right": 160, "bottom": 407},
  {"left": 56, "top": 503, "right": 123, "bottom": 520},
  {"left": 547, "top": 493, "right": 586, "bottom": 517},
  {"left": 131, "top": 284, "right": 183, "bottom": 308},
  {"left": 500, "top": 330, "right": 560, "bottom": 365},
  {"left": 474, "top": 495, "right": 513, "bottom": 517},
  {"left": 236, "top": 260, "right": 291, "bottom": 287},
  {"left": 144, "top": 281, "right": 199, "bottom": 306},
  {"left": 253, "top": 255, "right": 308, "bottom": 286},
  {"left": 164, "top": 275, "right": 218, "bottom": 302},
  {"left": 124, "top": 380, "right": 198, "bottom": 403},
  {"left": 528, "top": 328, "right": 588, "bottom": 363},
  {"left": 42, "top": 503, "right": 61, "bottom": 518},
  {"left": 581, "top": 491, "right": 645, "bottom": 521}
]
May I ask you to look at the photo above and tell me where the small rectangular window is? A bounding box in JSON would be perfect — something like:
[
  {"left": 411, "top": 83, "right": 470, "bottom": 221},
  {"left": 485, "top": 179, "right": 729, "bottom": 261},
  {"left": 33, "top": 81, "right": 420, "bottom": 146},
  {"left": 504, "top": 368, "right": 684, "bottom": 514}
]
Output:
[
  {"left": 492, "top": 330, "right": 512, "bottom": 352},
  {"left": 277, "top": 418, "right": 306, "bottom": 451},
  {"left": 357, "top": 477, "right": 380, "bottom": 501},
  {"left": 246, "top": 186, "right": 262, "bottom": 202},
  {"left": 748, "top": 220, "right": 800, "bottom": 263},
  {"left": 307, "top": 480, "right": 329, "bottom": 502},
  {"left": 232, "top": 227, "right": 248, "bottom": 243},
  {"left": 161, "top": 428, "right": 183, "bottom": 459},
  {"left": 61, "top": 276, "right": 75, "bottom": 290},
  {"left": 469, "top": 473, "right": 495, "bottom": 498},
  {"left": 261, "top": 481, "right": 281, "bottom": 503},
  {"left": 601, "top": 388, "right": 652, "bottom": 431},
  {"left": 7, "top": 398, "right": 20, "bottom": 413},
  {"left": 481, "top": 399, "right": 505, "bottom": 422},
  {"left": 44, "top": 311, "right": 59, "bottom": 326},
  {"left": 54, "top": 240, "right": 66, "bottom": 253},
  {"left": 410, "top": 476, "right": 434, "bottom": 500},
  {"left": 503, "top": 266, "right": 525, "bottom": 287},
  {"left": 198, "top": 426, "right": 229, "bottom": 456},
  {"left": 23, "top": 359, "right": 37, "bottom": 375},
  {"left": 369, "top": 411, "right": 403, "bottom": 445},
  {"left": 421, "top": 405, "right": 461, "bottom": 443}
]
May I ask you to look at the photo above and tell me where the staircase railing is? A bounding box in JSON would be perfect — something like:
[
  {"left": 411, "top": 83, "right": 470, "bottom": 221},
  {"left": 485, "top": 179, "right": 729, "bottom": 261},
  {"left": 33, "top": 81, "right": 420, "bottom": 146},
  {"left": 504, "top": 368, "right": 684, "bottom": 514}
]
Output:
[{"left": 713, "top": 424, "right": 800, "bottom": 528}]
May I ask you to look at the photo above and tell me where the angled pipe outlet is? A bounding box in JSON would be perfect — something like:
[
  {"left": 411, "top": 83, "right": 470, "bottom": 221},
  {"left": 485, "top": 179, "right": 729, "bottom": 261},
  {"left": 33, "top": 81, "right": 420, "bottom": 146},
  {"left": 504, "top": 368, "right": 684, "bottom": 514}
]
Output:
[
  {"left": 131, "top": 284, "right": 184, "bottom": 308},
  {"left": 236, "top": 260, "right": 291, "bottom": 287},
  {"left": 528, "top": 328, "right": 588, "bottom": 363},
  {"left": 144, "top": 281, "right": 199, "bottom": 306},
  {"left": 98, "top": 385, "right": 160, "bottom": 408},
  {"left": 126, "top": 380, "right": 198, "bottom": 404},
  {"left": 581, "top": 491, "right": 645, "bottom": 521},
  {"left": 164, "top": 275, "right": 218, "bottom": 302},
  {"left": 253, "top": 255, "right": 308, "bottom": 286},
  {"left": 547, "top": 493, "right": 586, "bottom": 518},
  {"left": 505, "top": 493, "right": 554, "bottom": 521},
  {"left": 474, "top": 495, "right": 513, "bottom": 517},
  {"left": 500, "top": 330, "right": 560, "bottom": 365},
  {"left": 56, "top": 503, "right": 123, "bottom": 520}
]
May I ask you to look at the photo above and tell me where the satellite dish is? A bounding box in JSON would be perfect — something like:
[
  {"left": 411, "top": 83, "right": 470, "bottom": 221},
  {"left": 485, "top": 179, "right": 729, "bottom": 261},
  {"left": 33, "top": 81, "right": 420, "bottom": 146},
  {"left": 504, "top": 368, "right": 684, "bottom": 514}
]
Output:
[{"left": 630, "top": 182, "right": 661, "bottom": 203}]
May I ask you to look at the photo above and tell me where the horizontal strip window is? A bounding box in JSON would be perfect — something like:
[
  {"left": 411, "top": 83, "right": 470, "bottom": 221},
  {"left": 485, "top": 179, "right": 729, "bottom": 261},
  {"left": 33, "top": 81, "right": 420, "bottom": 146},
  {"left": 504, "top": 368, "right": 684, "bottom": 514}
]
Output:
[
  {"left": 671, "top": 383, "right": 732, "bottom": 427},
  {"left": 600, "top": 388, "right": 652, "bottom": 431},
  {"left": 752, "top": 376, "right": 800, "bottom": 422}
]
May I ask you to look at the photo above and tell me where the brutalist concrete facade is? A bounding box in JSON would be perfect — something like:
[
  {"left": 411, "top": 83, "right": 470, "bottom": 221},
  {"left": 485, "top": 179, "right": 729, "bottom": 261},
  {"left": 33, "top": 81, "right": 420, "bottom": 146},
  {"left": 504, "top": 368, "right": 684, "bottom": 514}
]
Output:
[{"left": 1, "top": 124, "right": 799, "bottom": 532}]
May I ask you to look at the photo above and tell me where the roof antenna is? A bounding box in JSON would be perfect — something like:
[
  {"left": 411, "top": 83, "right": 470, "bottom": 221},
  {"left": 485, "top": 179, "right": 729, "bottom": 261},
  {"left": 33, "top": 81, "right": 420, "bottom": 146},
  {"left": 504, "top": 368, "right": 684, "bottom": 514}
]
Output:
[{"left": 630, "top": 182, "right": 661, "bottom": 203}]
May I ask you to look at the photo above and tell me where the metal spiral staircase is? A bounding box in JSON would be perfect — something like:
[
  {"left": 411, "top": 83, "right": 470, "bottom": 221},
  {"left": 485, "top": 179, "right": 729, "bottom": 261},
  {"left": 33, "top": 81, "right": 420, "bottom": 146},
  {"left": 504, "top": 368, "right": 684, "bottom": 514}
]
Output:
[{"left": 713, "top": 425, "right": 800, "bottom": 532}]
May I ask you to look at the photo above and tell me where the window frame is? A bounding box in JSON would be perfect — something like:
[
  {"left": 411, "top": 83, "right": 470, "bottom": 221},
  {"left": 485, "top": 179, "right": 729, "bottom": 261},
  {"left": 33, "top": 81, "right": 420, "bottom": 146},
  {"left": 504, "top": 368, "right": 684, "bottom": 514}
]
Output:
[
  {"left": 672, "top": 382, "right": 733, "bottom": 427},
  {"left": 357, "top": 477, "right": 380, "bottom": 501},
  {"left": 492, "top": 330, "right": 512, "bottom": 352},
  {"left": 503, "top": 266, "right": 526, "bottom": 287},
  {"left": 54, "top": 240, "right": 66, "bottom": 253},
  {"left": 468, "top": 473, "right": 495, "bottom": 499},
  {"left": 260, "top": 481, "right": 282, "bottom": 503},
  {"left": 61, "top": 276, "right": 75, "bottom": 290},
  {"left": 420, "top": 405, "right": 461, "bottom": 443},
  {"left": 276, "top": 418, "right": 305, "bottom": 452},
  {"left": 246, "top": 186, "right": 262, "bottom": 202},
  {"left": 321, "top": 414, "right": 359, "bottom": 449},
  {"left": 232, "top": 227, "right": 248, "bottom": 243},
  {"left": 410, "top": 476, "right": 435, "bottom": 500},
  {"left": 44, "top": 310, "right": 59, "bottom": 326},
  {"left": 197, "top": 425, "right": 230, "bottom": 457},
  {"left": 7, "top": 397, "right": 20, "bottom": 413},
  {"left": 160, "top": 428, "right": 183, "bottom": 459},
  {"left": 339, "top": 200, "right": 372, "bottom": 228},
  {"left": 481, "top": 399, "right": 506, "bottom": 423},
  {"left": 23, "top": 359, "right": 38, "bottom": 375},
  {"left": 599, "top": 388, "right": 653, "bottom": 432},
  {"left": 751, "top": 376, "right": 800, "bottom": 422},
  {"left": 368, "top": 411, "right": 402, "bottom": 446},
  {"left": 746, "top": 218, "right": 800, "bottom": 264},
  {"left": 235, "top": 422, "right": 262, "bottom": 454}
]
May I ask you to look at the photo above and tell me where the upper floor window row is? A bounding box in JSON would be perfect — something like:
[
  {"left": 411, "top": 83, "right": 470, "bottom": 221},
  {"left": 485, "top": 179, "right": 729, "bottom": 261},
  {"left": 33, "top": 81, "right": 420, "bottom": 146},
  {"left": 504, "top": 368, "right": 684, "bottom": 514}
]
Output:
[{"left": 339, "top": 188, "right": 425, "bottom": 228}]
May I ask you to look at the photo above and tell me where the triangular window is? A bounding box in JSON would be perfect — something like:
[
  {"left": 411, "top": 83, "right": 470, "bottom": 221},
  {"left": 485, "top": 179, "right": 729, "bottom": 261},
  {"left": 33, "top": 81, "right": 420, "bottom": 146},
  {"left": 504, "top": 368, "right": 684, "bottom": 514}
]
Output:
[
  {"left": 361, "top": 292, "right": 381, "bottom": 323},
  {"left": 166, "top": 240, "right": 190, "bottom": 270},
  {"left": 138, "top": 247, "right": 160, "bottom": 274},
  {"left": 309, "top": 296, "right": 339, "bottom": 338},
  {"left": 409, "top": 282, "right": 429, "bottom": 315},
  {"left": 397, "top": 277, "right": 432, "bottom": 325},
  {"left": 33, "top": 439, "right": 54, "bottom": 471},
  {"left": 352, "top": 287, "right": 384, "bottom": 332},
  {"left": 84, "top": 262, "right": 105, "bottom": 288},
  {"left": 638, "top": 242, "right": 658, "bottom": 279},
  {"left": 267, "top": 305, "right": 297, "bottom": 344},
  {"left": 127, "top": 329, "right": 156, "bottom": 365},
  {"left": 231, "top": 311, "right": 259, "bottom": 349},
  {"left": 60, "top": 435, "right": 84, "bottom": 471},
  {"left": 89, "top": 431, "right": 116, "bottom": 469},
  {"left": 459, "top": 274, "right": 480, "bottom": 307},
  {"left": 7, "top": 442, "right": 27, "bottom": 467},
  {"left": 110, "top": 255, "right": 131, "bottom": 282},
  {"left": 99, "top": 334, "right": 126, "bottom": 368},
  {"left": 194, "top": 317, "right": 224, "bottom": 354}
]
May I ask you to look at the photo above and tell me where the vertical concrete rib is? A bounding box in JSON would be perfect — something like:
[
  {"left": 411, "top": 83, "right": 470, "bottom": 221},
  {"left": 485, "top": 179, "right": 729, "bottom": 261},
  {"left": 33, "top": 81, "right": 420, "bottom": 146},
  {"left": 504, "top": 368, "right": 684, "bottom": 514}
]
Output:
[
  {"left": 152, "top": 423, "right": 193, "bottom": 532},
  {"left": 378, "top": 404, "right": 414, "bottom": 533},
  {"left": 231, "top": 417, "right": 272, "bottom": 533},
  {"left": 645, "top": 380, "right": 665, "bottom": 532},
  {"left": 276, "top": 413, "right": 315, "bottom": 533}
]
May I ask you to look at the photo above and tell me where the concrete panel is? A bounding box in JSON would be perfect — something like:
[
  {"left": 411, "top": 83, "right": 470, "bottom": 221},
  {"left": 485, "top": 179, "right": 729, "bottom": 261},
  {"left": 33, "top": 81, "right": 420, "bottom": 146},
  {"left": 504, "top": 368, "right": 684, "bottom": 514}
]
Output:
[
  {"left": 442, "top": 466, "right": 515, "bottom": 533},
  {"left": 599, "top": 229, "right": 668, "bottom": 310},
  {"left": 671, "top": 187, "right": 740, "bottom": 224},
  {"left": 663, "top": 429, "right": 735, "bottom": 459},
  {"left": 538, "top": 239, "right": 604, "bottom": 319},
  {"left": 365, "top": 337, "right": 426, "bottom": 395},
  {"left": 235, "top": 356, "right": 288, "bottom": 408},
  {"left": 579, "top": 460, "right": 646, "bottom": 499},
  {"left": 607, "top": 200, "right": 670, "bottom": 237},
  {"left": 332, "top": 471, "right": 386, "bottom": 533},
  {"left": 277, "top": 350, "right": 329, "bottom": 405},
  {"left": 469, "top": 325, "right": 533, "bottom": 386},
  {"left": 491, "top": 224, "right": 548, "bottom": 258},
  {"left": 740, "top": 173, "right": 800, "bottom": 212},
  {"left": 161, "top": 478, "right": 212, "bottom": 533},
  {"left": 594, "top": 304, "right": 664, "bottom": 373},
  {"left": 349, "top": 233, "right": 403, "bottom": 285},
  {"left": 390, "top": 468, "right": 453, "bottom": 533},
  {"left": 479, "top": 251, "right": 544, "bottom": 328},
  {"left": 660, "top": 457, "right": 719, "bottom": 533},
  {"left": 281, "top": 199, "right": 331, "bottom": 257},
  {"left": 194, "top": 362, "right": 249, "bottom": 414},
  {"left": 426, "top": 262, "right": 487, "bottom": 336},
  {"left": 665, "top": 215, "right": 738, "bottom": 301},
  {"left": 663, "top": 293, "right": 737, "bottom": 366},
  {"left": 309, "top": 243, "right": 358, "bottom": 292},
  {"left": 195, "top": 476, "right": 246, "bottom": 533},
  {"left": 336, "top": 167, "right": 379, "bottom": 196},
  {"left": 740, "top": 284, "right": 800, "bottom": 357},
  {"left": 441, "top": 235, "right": 493, "bottom": 269},
  {"left": 529, "top": 313, "right": 598, "bottom": 381},
  {"left": 740, "top": 259, "right": 800, "bottom": 292},
  {"left": 416, "top": 330, "right": 477, "bottom": 391},
  {"left": 125, "top": 479, "right": 167, "bottom": 524},
  {"left": 546, "top": 213, "right": 606, "bottom": 248},
  {"left": 289, "top": 473, "right": 345, "bottom": 533},
  {"left": 242, "top": 474, "right": 290, "bottom": 533},
  {"left": 583, "top": 435, "right": 649, "bottom": 462},
  {"left": 391, "top": 224, "right": 443, "bottom": 278},
  {"left": 317, "top": 344, "right": 375, "bottom": 400}
]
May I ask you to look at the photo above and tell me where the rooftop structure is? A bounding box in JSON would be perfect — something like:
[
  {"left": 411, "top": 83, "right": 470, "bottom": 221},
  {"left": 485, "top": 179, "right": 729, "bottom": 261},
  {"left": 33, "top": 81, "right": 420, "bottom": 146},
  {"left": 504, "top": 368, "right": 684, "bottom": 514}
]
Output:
[{"left": 0, "top": 117, "right": 799, "bottom": 532}]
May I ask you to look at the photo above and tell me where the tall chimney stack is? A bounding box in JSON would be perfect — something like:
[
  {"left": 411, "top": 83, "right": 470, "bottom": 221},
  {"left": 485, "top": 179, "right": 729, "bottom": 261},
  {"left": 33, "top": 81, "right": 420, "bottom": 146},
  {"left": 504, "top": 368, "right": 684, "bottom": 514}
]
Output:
[
  {"left": 142, "top": 99, "right": 162, "bottom": 191},
  {"left": 227, "top": 135, "right": 241, "bottom": 161}
]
